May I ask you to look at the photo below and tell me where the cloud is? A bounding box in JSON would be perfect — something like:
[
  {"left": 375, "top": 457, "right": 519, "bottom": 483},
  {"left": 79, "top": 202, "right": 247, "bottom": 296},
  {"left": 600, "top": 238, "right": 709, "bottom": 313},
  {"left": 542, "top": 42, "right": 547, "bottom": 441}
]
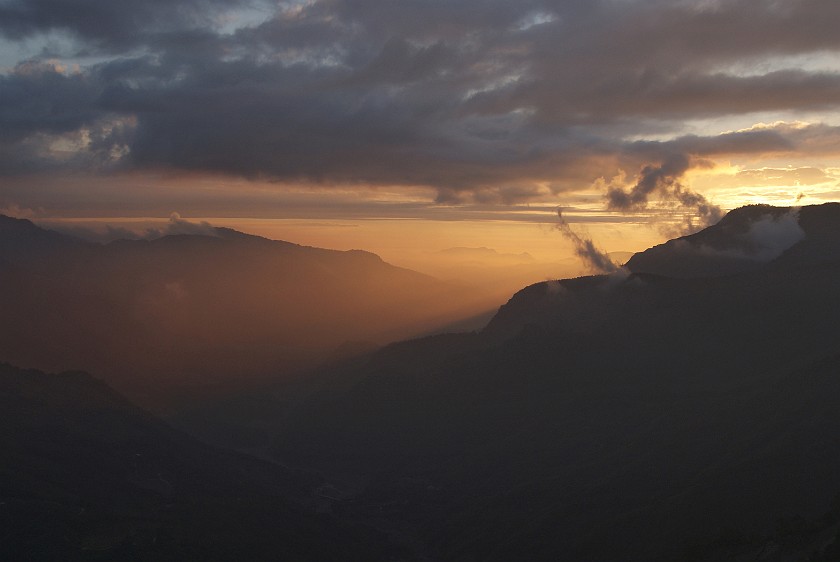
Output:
[
  {"left": 735, "top": 167, "right": 829, "bottom": 186},
  {"left": 43, "top": 223, "right": 144, "bottom": 243},
  {"left": 44, "top": 213, "right": 220, "bottom": 243},
  {"left": 0, "top": 201, "right": 36, "bottom": 218},
  {"left": 606, "top": 154, "right": 693, "bottom": 210},
  {"left": 605, "top": 153, "right": 723, "bottom": 234},
  {"left": 2, "top": 0, "right": 840, "bottom": 214},
  {"left": 0, "top": 60, "right": 133, "bottom": 174},
  {"left": 555, "top": 208, "right": 619, "bottom": 275},
  {"left": 672, "top": 208, "right": 805, "bottom": 272},
  {"left": 742, "top": 209, "right": 806, "bottom": 260},
  {"left": 0, "top": 0, "right": 263, "bottom": 50},
  {"left": 147, "top": 212, "right": 219, "bottom": 238},
  {"left": 669, "top": 208, "right": 806, "bottom": 262}
]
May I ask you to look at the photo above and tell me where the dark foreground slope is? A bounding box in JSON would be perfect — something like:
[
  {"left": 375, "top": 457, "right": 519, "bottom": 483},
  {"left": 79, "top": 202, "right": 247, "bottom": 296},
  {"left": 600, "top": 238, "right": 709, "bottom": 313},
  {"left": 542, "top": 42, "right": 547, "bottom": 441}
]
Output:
[
  {"left": 272, "top": 203, "right": 840, "bottom": 561},
  {"left": 0, "top": 362, "right": 401, "bottom": 561},
  {"left": 0, "top": 215, "right": 484, "bottom": 408}
]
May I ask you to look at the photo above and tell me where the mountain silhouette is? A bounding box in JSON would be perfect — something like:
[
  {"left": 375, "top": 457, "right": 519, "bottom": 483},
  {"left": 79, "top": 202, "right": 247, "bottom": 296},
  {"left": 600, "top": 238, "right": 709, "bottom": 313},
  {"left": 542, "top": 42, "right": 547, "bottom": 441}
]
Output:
[
  {"left": 0, "top": 362, "right": 401, "bottom": 560},
  {"left": 6, "top": 203, "right": 840, "bottom": 560},
  {"left": 0, "top": 213, "right": 93, "bottom": 267},
  {"left": 267, "top": 203, "right": 840, "bottom": 561},
  {"left": 0, "top": 216, "right": 487, "bottom": 409},
  {"left": 626, "top": 202, "right": 840, "bottom": 278}
]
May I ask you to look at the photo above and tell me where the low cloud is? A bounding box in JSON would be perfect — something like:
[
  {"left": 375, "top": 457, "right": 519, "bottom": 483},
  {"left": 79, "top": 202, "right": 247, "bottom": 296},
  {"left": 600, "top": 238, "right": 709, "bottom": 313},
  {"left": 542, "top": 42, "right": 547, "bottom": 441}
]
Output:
[
  {"left": 44, "top": 223, "right": 145, "bottom": 243},
  {"left": 555, "top": 208, "right": 619, "bottom": 275},
  {"left": 0, "top": 202, "right": 37, "bottom": 218},
  {"left": 152, "top": 212, "right": 219, "bottom": 238},
  {"left": 44, "top": 213, "right": 220, "bottom": 243},
  {"left": 670, "top": 208, "right": 805, "bottom": 262},
  {"left": 606, "top": 154, "right": 692, "bottom": 210},
  {"left": 743, "top": 209, "right": 806, "bottom": 260},
  {"left": 606, "top": 154, "right": 723, "bottom": 234}
]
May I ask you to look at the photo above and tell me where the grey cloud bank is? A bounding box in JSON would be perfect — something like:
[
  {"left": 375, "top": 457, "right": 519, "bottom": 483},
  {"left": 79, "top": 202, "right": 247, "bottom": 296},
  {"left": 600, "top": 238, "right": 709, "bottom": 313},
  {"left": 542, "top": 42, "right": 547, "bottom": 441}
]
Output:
[{"left": 1, "top": 0, "right": 840, "bottom": 212}]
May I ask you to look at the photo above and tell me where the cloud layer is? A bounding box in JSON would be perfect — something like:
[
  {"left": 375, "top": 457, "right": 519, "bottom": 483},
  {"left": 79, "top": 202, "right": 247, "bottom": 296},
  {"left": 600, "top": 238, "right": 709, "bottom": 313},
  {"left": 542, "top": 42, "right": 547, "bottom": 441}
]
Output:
[{"left": 2, "top": 0, "right": 840, "bottom": 217}]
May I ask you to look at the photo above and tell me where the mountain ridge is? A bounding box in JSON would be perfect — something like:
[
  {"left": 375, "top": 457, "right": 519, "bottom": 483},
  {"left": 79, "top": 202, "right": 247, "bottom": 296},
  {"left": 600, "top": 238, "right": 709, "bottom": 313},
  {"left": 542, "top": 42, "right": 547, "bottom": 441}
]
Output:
[
  {"left": 0, "top": 361, "right": 401, "bottom": 560},
  {"left": 626, "top": 202, "right": 840, "bottom": 278},
  {"left": 6, "top": 203, "right": 840, "bottom": 560},
  {"left": 0, "top": 214, "right": 487, "bottom": 410},
  {"left": 265, "top": 202, "right": 840, "bottom": 561}
]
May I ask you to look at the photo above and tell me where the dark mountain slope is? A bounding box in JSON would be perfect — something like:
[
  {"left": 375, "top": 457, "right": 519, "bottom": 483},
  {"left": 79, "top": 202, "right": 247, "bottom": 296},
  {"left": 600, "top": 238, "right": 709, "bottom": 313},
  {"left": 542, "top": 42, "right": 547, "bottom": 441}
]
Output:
[
  {"left": 0, "top": 214, "right": 91, "bottom": 266},
  {"left": 271, "top": 204, "right": 840, "bottom": 561},
  {"left": 0, "top": 362, "right": 399, "bottom": 561},
  {"left": 626, "top": 202, "right": 840, "bottom": 278},
  {"left": 0, "top": 216, "right": 485, "bottom": 409}
]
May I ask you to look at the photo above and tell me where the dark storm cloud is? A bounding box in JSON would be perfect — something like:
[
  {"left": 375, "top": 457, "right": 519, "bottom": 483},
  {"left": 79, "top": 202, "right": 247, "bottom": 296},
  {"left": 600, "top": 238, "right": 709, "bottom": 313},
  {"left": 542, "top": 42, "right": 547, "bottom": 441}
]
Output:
[
  {"left": 3, "top": 0, "right": 840, "bottom": 205},
  {"left": 0, "top": 60, "right": 102, "bottom": 142},
  {"left": 0, "top": 60, "right": 134, "bottom": 173},
  {"left": 0, "top": 0, "right": 263, "bottom": 50}
]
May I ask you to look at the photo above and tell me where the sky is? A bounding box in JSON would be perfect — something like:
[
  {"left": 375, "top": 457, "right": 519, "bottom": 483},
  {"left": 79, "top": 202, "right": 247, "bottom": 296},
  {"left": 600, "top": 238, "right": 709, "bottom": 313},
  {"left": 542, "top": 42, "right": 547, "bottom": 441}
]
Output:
[{"left": 2, "top": 0, "right": 840, "bottom": 276}]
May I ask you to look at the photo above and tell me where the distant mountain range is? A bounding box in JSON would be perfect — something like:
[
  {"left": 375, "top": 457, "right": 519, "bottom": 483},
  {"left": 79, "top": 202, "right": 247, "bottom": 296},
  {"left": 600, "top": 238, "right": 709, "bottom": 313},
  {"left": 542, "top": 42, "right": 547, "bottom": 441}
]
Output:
[
  {"left": 0, "top": 215, "right": 486, "bottom": 409},
  {"left": 5, "top": 203, "right": 840, "bottom": 560}
]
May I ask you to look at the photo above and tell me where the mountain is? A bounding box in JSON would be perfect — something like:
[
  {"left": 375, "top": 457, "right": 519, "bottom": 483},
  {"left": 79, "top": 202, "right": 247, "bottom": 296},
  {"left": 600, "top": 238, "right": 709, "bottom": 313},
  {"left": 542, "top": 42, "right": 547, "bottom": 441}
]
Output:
[
  {"left": 7, "top": 204, "right": 840, "bottom": 560},
  {"left": 626, "top": 202, "right": 840, "bottom": 278},
  {"left": 0, "top": 215, "right": 488, "bottom": 409},
  {"left": 396, "top": 246, "right": 580, "bottom": 313},
  {"left": 0, "top": 362, "right": 401, "bottom": 560},
  {"left": 266, "top": 203, "right": 840, "bottom": 561}
]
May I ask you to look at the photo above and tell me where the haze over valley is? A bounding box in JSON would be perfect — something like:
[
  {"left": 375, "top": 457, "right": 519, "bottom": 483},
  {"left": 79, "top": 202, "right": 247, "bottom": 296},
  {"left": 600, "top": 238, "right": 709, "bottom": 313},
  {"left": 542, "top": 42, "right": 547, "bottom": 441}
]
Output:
[
  {"left": 5, "top": 203, "right": 840, "bottom": 560},
  {"left": 0, "top": 214, "right": 501, "bottom": 409},
  {"left": 3, "top": 0, "right": 840, "bottom": 560}
]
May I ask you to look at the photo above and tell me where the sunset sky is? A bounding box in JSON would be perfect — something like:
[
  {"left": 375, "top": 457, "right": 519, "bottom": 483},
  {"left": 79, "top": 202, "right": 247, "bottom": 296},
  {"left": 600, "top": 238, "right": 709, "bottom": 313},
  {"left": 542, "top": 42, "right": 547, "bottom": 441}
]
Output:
[{"left": 2, "top": 0, "right": 840, "bottom": 273}]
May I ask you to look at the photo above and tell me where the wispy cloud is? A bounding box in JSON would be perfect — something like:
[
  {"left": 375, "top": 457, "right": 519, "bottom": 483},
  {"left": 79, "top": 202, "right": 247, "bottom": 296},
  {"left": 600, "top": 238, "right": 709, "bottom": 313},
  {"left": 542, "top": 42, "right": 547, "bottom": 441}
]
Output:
[{"left": 555, "top": 209, "right": 619, "bottom": 275}]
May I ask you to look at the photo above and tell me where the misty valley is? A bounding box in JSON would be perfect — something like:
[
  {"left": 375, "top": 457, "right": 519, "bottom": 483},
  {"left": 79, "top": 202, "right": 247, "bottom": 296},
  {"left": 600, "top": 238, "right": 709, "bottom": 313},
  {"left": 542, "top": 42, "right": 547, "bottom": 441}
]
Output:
[{"left": 4, "top": 203, "right": 840, "bottom": 561}]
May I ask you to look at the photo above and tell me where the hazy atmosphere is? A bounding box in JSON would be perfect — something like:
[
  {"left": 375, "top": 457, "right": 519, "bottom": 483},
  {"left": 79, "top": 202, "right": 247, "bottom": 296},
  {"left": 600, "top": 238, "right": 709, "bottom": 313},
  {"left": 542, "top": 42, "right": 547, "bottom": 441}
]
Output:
[{"left": 4, "top": 2, "right": 840, "bottom": 561}]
